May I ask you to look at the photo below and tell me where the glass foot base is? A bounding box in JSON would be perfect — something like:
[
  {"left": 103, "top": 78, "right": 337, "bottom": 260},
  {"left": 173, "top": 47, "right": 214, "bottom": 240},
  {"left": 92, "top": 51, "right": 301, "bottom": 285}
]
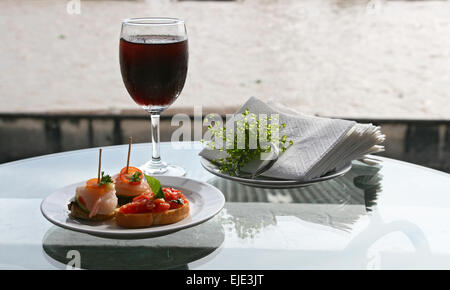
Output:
[{"left": 141, "top": 160, "right": 186, "bottom": 177}]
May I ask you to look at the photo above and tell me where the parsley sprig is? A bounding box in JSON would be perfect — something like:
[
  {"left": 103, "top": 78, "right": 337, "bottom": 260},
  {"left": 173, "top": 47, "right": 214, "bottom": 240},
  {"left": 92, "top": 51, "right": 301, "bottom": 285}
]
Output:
[
  {"left": 129, "top": 171, "right": 142, "bottom": 183},
  {"left": 98, "top": 171, "right": 113, "bottom": 186},
  {"left": 202, "top": 109, "right": 293, "bottom": 176}
]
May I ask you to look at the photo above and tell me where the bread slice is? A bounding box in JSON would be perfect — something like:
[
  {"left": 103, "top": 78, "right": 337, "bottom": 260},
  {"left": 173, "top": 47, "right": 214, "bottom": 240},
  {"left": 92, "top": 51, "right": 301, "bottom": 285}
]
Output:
[
  {"left": 68, "top": 201, "right": 116, "bottom": 222},
  {"left": 115, "top": 203, "right": 190, "bottom": 228}
]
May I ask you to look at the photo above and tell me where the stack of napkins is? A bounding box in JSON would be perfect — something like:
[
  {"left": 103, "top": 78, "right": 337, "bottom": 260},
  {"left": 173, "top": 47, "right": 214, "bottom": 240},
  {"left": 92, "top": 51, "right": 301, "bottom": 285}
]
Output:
[{"left": 199, "top": 97, "right": 385, "bottom": 181}]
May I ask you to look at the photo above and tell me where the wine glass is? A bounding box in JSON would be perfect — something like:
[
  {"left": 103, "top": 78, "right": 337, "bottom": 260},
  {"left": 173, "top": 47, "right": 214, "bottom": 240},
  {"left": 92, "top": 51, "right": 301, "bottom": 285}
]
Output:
[{"left": 120, "top": 17, "right": 188, "bottom": 176}]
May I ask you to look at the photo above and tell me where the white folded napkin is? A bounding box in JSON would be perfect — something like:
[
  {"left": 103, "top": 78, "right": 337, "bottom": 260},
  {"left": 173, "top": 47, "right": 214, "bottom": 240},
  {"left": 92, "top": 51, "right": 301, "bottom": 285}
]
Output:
[{"left": 199, "top": 97, "right": 385, "bottom": 181}]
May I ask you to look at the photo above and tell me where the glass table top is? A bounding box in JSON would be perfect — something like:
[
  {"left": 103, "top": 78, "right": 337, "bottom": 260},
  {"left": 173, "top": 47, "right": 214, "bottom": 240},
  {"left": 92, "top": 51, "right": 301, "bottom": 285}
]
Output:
[{"left": 0, "top": 142, "right": 449, "bottom": 269}]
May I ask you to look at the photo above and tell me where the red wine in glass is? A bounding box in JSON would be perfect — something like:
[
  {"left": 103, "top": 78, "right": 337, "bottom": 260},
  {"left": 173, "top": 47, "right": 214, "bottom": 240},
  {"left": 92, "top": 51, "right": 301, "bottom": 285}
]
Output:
[
  {"left": 119, "top": 18, "right": 189, "bottom": 176},
  {"left": 120, "top": 35, "right": 188, "bottom": 108}
]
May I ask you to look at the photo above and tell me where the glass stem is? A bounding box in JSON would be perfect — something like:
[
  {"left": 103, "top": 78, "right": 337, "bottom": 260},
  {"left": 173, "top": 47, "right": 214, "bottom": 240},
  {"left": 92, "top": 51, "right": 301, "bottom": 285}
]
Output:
[{"left": 150, "top": 113, "right": 161, "bottom": 163}]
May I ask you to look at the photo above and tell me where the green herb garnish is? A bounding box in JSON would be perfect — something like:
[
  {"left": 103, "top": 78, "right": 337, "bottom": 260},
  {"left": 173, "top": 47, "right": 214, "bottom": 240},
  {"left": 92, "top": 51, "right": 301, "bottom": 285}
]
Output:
[
  {"left": 171, "top": 198, "right": 185, "bottom": 205},
  {"left": 144, "top": 174, "right": 165, "bottom": 199},
  {"left": 129, "top": 171, "right": 142, "bottom": 183},
  {"left": 98, "top": 171, "right": 113, "bottom": 186},
  {"left": 202, "top": 109, "right": 293, "bottom": 176}
]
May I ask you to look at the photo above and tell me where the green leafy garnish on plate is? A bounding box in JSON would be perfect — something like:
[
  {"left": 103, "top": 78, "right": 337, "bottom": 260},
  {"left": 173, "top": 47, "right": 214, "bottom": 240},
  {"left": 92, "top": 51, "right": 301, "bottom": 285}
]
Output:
[{"left": 144, "top": 174, "right": 165, "bottom": 199}]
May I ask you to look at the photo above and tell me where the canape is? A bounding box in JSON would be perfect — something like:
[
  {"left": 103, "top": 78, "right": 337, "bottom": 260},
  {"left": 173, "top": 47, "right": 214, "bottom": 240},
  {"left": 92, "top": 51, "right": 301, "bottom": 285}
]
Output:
[
  {"left": 114, "top": 166, "right": 151, "bottom": 205},
  {"left": 116, "top": 187, "right": 189, "bottom": 228},
  {"left": 68, "top": 172, "right": 118, "bottom": 221}
]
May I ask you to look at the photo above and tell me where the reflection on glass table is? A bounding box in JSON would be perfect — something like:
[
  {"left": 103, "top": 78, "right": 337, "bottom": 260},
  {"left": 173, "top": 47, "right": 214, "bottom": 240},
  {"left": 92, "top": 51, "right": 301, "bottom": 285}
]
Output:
[
  {"left": 210, "top": 161, "right": 382, "bottom": 234},
  {"left": 42, "top": 217, "right": 225, "bottom": 270},
  {"left": 0, "top": 142, "right": 449, "bottom": 269},
  {"left": 209, "top": 161, "right": 434, "bottom": 269}
]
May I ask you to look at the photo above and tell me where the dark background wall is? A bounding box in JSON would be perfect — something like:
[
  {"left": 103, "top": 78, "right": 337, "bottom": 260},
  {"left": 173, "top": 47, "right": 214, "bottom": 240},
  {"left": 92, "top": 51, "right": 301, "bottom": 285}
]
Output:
[{"left": 0, "top": 113, "right": 449, "bottom": 173}]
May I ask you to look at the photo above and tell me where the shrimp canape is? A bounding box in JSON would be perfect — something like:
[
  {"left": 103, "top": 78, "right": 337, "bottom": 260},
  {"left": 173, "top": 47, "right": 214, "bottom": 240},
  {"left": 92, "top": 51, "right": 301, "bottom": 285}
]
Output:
[
  {"left": 114, "top": 137, "right": 151, "bottom": 204},
  {"left": 68, "top": 171, "right": 118, "bottom": 221},
  {"left": 114, "top": 166, "right": 151, "bottom": 204}
]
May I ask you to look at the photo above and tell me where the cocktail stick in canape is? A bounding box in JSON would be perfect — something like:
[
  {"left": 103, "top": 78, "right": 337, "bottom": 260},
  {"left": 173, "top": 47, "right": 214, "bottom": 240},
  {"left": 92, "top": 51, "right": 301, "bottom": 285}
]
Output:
[
  {"left": 68, "top": 149, "right": 118, "bottom": 221},
  {"left": 114, "top": 137, "right": 151, "bottom": 205}
]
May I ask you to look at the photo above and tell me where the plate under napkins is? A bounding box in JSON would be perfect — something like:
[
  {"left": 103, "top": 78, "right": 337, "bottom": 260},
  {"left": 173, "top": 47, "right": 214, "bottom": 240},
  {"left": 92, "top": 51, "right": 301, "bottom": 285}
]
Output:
[{"left": 200, "top": 157, "right": 352, "bottom": 189}]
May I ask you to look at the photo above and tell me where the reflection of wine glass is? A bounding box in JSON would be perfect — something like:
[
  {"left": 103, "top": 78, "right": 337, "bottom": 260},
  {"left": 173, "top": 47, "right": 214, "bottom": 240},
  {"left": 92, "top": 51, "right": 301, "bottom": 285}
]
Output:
[{"left": 120, "top": 18, "right": 188, "bottom": 176}]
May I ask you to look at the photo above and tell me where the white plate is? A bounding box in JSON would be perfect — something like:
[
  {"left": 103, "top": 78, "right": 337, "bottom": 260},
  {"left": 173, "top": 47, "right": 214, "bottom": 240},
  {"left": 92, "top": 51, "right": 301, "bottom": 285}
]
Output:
[
  {"left": 41, "top": 176, "right": 225, "bottom": 239},
  {"left": 200, "top": 157, "right": 352, "bottom": 189}
]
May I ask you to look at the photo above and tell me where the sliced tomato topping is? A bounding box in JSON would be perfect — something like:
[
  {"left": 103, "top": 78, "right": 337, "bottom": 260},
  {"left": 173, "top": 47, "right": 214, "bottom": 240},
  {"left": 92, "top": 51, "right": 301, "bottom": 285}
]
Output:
[
  {"left": 145, "top": 201, "right": 156, "bottom": 212},
  {"left": 162, "top": 187, "right": 187, "bottom": 209},
  {"left": 119, "top": 201, "right": 148, "bottom": 214},
  {"left": 132, "top": 193, "right": 152, "bottom": 203},
  {"left": 169, "top": 200, "right": 183, "bottom": 209},
  {"left": 77, "top": 195, "right": 87, "bottom": 207},
  {"left": 163, "top": 187, "right": 182, "bottom": 201},
  {"left": 118, "top": 188, "right": 186, "bottom": 214},
  {"left": 153, "top": 199, "right": 171, "bottom": 212},
  {"left": 119, "top": 166, "right": 143, "bottom": 185},
  {"left": 168, "top": 195, "right": 188, "bottom": 209},
  {"left": 85, "top": 178, "right": 106, "bottom": 194}
]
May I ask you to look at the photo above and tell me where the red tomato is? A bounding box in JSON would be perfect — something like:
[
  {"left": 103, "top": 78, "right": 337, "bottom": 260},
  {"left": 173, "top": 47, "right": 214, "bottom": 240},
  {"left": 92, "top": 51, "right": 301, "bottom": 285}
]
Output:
[
  {"left": 77, "top": 195, "right": 87, "bottom": 207},
  {"left": 153, "top": 199, "right": 170, "bottom": 212},
  {"left": 132, "top": 194, "right": 153, "bottom": 203},
  {"left": 163, "top": 187, "right": 181, "bottom": 201},
  {"left": 145, "top": 201, "right": 156, "bottom": 212},
  {"left": 169, "top": 194, "right": 188, "bottom": 209},
  {"left": 169, "top": 200, "right": 183, "bottom": 209},
  {"left": 119, "top": 201, "right": 148, "bottom": 214},
  {"left": 119, "top": 194, "right": 175, "bottom": 214},
  {"left": 119, "top": 166, "right": 143, "bottom": 185}
]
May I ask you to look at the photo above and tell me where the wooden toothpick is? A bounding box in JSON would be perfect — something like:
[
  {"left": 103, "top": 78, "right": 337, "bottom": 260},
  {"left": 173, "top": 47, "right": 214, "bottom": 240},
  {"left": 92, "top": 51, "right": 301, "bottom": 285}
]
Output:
[
  {"left": 97, "top": 148, "right": 102, "bottom": 183},
  {"left": 126, "top": 137, "right": 132, "bottom": 173}
]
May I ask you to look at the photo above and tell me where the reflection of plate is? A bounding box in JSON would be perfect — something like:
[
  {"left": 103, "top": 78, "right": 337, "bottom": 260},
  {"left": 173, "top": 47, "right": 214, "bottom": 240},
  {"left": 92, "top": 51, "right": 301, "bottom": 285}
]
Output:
[
  {"left": 42, "top": 217, "right": 225, "bottom": 270},
  {"left": 200, "top": 157, "right": 352, "bottom": 189},
  {"left": 41, "top": 176, "right": 225, "bottom": 239}
]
